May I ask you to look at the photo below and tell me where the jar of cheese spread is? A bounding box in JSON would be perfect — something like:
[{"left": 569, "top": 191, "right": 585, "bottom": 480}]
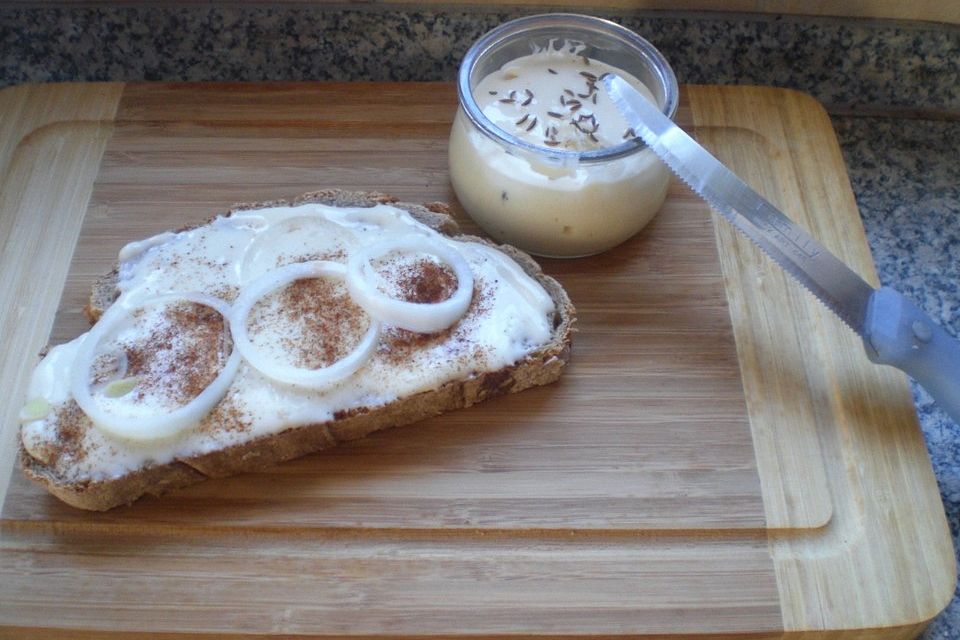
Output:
[{"left": 449, "top": 14, "right": 679, "bottom": 258}]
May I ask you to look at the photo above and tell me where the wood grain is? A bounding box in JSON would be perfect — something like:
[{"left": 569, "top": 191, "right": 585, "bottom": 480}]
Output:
[
  {"left": 690, "top": 85, "right": 957, "bottom": 635},
  {"left": 9, "top": 83, "right": 765, "bottom": 533},
  {"left": 0, "top": 81, "right": 953, "bottom": 638},
  {"left": 0, "top": 83, "right": 123, "bottom": 512}
]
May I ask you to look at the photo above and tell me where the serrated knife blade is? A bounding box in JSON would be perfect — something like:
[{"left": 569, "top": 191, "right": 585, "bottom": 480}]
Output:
[
  {"left": 603, "top": 74, "right": 960, "bottom": 426},
  {"left": 605, "top": 75, "right": 872, "bottom": 332}
]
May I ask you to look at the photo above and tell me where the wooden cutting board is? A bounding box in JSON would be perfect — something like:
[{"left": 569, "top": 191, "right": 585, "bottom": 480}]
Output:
[{"left": 0, "top": 82, "right": 953, "bottom": 639}]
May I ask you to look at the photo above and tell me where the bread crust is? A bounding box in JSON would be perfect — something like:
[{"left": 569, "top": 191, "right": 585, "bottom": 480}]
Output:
[{"left": 20, "top": 189, "right": 575, "bottom": 511}]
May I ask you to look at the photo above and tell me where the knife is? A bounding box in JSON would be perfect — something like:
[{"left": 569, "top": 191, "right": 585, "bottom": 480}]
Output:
[{"left": 603, "top": 74, "right": 960, "bottom": 426}]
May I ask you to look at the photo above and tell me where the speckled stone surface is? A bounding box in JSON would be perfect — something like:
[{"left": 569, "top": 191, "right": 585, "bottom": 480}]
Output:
[
  {"left": 1, "top": 7, "right": 959, "bottom": 112},
  {"left": 1, "top": 5, "right": 959, "bottom": 637}
]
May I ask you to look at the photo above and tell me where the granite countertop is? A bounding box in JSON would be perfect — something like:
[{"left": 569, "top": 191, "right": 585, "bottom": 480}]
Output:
[{"left": 1, "top": 5, "right": 957, "bottom": 637}]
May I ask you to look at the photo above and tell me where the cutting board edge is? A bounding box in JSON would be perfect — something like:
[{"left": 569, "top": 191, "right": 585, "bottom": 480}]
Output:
[
  {"left": 0, "top": 82, "right": 123, "bottom": 514},
  {"left": 687, "top": 84, "right": 956, "bottom": 632},
  {"left": 0, "top": 81, "right": 953, "bottom": 637}
]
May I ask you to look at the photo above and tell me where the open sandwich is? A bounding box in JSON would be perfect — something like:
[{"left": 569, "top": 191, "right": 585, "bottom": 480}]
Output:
[{"left": 17, "top": 190, "right": 575, "bottom": 510}]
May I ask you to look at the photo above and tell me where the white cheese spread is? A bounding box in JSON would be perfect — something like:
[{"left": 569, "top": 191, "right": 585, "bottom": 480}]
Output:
[
  {"left": 20, "top": 203, "right": 557, "bottom": 482},
  {"left": 449, "top": 48, "right": 671, "bottom": 257}
]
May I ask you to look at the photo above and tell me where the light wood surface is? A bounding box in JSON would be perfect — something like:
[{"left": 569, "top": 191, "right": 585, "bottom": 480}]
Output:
[
  {"left": 691, "top": 86, "right": 956, "bottom": 635},
  {"left": 0, "top": 83, "right": 123, "bottom": 511},
  {"left": 0, "top": 81, "right": 953, "bottom": 638}
]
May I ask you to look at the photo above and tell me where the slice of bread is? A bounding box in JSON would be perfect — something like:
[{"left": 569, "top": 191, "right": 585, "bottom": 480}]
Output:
[{"left": 19, "top": 189, "right": 575, "bottom": 511}]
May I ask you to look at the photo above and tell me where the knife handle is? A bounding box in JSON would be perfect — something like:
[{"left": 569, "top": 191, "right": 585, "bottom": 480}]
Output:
[{"left": 863, "top": 287, "right": 960, "bottom": 426}]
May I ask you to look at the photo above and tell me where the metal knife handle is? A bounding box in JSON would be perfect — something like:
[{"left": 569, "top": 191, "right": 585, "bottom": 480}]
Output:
[{"left": 863, "top": 287, "right": 960, "bottom": 425}]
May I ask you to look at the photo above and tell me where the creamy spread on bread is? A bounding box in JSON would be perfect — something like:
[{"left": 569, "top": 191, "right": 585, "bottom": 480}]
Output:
[{"left": 21, "top": 203, "right": 556, "bottom": 482}]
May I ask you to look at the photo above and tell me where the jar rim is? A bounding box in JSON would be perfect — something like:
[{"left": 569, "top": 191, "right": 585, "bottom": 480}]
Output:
[{"left": 456, "top": 13, "right": 679, "bottom": 164}]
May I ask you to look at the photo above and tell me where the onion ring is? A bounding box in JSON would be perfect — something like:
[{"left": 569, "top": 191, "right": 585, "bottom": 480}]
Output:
[
  {"left": 337, "top": 205, "right": 430, "bottom": 235},
  {"left": 231, "top": 261, "right": 380, "bottom": 388},
  {"left": 70, "top": 293, "right": 239, "bottom": 441},
  {"left": 346, "top": 235, "right": 474, "bottom": 333},
  {"left": 237, "top": 214, "right": 357, "bottom": 283},
  {"left": 471, "top": 244, "right": 553, "bottom": 312}
]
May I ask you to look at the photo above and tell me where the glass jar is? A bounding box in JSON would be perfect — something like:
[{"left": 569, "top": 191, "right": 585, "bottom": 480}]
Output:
[{"left": 448, "top": 13, "right": 679, "bottom": 258}]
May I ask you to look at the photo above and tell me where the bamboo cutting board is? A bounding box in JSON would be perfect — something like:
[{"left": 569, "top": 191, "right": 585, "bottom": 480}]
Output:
[{"left": 0, "top": 82, "right": 953, "bottom": 638}]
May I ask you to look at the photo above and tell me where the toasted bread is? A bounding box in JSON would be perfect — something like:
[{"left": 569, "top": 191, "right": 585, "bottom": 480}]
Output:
[{"left": 19, "top": 190, "right": 575, "bottom": 510}]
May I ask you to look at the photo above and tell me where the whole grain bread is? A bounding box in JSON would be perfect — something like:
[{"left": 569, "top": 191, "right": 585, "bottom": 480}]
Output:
[{"left": 20, "top": 189, "right": 575, "bottom": 510}]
